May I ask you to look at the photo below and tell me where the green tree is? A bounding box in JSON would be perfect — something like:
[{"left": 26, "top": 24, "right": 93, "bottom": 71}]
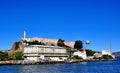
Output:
[
  {"left": 102, "top": 55, "right": 113, "bottom": 59},
  {"left": 8, "top": 55, "right": 14, "bottom": 60},
  {"left": 74, "top": 40, "right": 83, "bottom": 50},
  {"left": 28, "top": 40, "right": 45, "bottom": 45},
  {"left": 57, "top": 39, "right": 65, "bottom": 47},
  {"left": 73, "top": 55, "right": 82, "bottom": 60},
  {"left": 0, "top": 51, "right": 8, "bottom": 61},
  {"left": 86, "top": 49, "right": 95, "bottom": 56},
  {"left": 13, "top": 51, "right": 23, "bottom": 60},
  {"left": 14, "top": 41, "right": 20, "bottom": 50}
]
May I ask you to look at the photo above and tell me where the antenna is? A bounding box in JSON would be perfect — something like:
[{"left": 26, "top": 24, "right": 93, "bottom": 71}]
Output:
[{"left": 110, "top": 43, "right": 112, "bottom": 54}]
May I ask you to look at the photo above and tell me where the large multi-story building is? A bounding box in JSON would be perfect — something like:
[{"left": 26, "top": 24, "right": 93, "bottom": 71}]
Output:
[
  {"left": 24, "top": 45, "right": 68, "bottom": 62},
  {"left": 21, "top": 30, "right": 74, "bottom": 48}
]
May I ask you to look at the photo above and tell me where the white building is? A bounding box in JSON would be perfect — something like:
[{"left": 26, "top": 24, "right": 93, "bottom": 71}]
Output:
[
  {"left": 73, "top": 50, "right": 87, "bottom": 60},
  {"left": 102, "top": 50, "right": 111, "bottom": 55},
  {"left": 24, "top": 45, "right": 68, "bottom": 62},
  {"left": 94, "top": 52, "right": 102, "bottom": 58}
]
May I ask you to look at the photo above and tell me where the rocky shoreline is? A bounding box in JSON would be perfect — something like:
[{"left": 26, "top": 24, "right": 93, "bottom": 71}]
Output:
[{"left": 0, "top": 59, "right": 115, "bottom": 65}]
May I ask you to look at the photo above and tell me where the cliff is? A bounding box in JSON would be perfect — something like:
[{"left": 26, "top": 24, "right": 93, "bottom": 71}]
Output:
[{"left": 8, "top": 42, "right": 24, "bottom": 55}]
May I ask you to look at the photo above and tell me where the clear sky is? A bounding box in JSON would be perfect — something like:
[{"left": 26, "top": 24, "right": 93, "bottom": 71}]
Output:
[{"left": 0, "top": 0, "right": 120, "bottom": 52}]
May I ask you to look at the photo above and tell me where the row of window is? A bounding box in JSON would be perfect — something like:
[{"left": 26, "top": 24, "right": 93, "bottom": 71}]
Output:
[{"left": 24, "top": 48, "right": 66, "bottom": 53}]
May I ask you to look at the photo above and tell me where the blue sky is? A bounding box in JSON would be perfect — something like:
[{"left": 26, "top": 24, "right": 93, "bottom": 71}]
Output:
[{"left": 0, "top": 0, "right": 120, "bottom": 52}]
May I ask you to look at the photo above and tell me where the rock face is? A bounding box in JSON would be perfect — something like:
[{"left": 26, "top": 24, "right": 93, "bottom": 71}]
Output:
[
  {"left": 9, "top": 42, "right": 24, "bottom": 56},
  {"left": 11, "top": 42, "right": 24, "bottom": 51}
]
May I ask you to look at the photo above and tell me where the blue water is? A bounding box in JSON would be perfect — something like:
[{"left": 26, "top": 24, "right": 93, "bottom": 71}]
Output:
[{"left": 0, "top": 58, "right": 120, "bottom": 73}]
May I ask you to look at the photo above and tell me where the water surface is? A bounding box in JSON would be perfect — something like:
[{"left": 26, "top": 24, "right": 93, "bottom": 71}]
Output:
[{"left": 0, "top": 58, "right": 120, "bottom": 73}]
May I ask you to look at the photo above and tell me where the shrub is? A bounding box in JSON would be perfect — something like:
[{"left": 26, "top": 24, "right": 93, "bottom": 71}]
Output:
[
  {"left": 102, "top": 55, "right": 113, "bottom": 59},
  {"left": 13, "top": 51, "right": 24, "bottom": 60},
  {"left": 0, "top": 51, "right": 8, "bottom": 61},
  {"left": 86, "top": 49, "right": 95, "bottom": 56},
  {"left": 73, "top": 55, "right": 82, "bottom": 60}
]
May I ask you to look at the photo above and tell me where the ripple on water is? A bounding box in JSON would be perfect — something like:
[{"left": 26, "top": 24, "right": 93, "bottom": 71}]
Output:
[{"left": 0, "top": 59, "right": 120, "bottom": 73}]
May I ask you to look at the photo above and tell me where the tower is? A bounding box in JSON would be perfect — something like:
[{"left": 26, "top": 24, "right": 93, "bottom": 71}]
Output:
[
  {"left": 23, "top": 30, "right": 26, "bottom": 40},
  {"left": 110, "top": 43, "right": 112, "bottom": 54},
  {"left": 85, "top": 40, "right": 91, "bottom": 49}
]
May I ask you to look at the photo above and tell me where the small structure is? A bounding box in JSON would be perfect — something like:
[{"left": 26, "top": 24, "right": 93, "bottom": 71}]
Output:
[
  {"left": 101, "top": 44, "right": 115, "bottom": 59},
  {"left": 94, "top": 52, "right": 102, "bottom": 58},
  {"left": 73, "top": 49, "right": 87, "bottom": 60},
  {"left": 102, "top": 50, "right": 111, "bottom": 55}
]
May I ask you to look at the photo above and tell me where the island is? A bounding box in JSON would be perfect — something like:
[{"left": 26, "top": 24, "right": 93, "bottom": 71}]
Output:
[{"left": 0, "top": 30, "right": 115, "bottom": 65}]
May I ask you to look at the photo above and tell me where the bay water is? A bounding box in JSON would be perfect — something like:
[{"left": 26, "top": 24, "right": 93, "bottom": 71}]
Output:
[{"left": 0, "top": 58, "right": 120, "bottom": 73}]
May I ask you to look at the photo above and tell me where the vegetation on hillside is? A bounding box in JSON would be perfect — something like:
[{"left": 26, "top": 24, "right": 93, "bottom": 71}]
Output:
[
  {"left": 0, "top": 51, "right": 8, "bottom": 61},
  {"left": 13, "top": 41, "right": 21, "bottom": 50},
  {"left": 74, "top": 40, "right": 83, "bottom": 50},
  {"left": 72, "top": 55, "right": 82, "bottom": 60},
  {"left": 27, "top": 40, "right": 45, "bottom": 45},
  {"left": 0, "top": 51, "right": 24, "bottom": 61},
  {"left": 102, "top": 55, "right": 113, "bottom": 59},
  {"left": 13, "top": 51, "right": 24, "bottom": 60},
  {"left": 86, "top": 49, "right": 96, "bottom": 56},
  {"left": 57, "top": 39, "right": 73, "bottom": 53},
  {"left": 57, "top": 38, "right": 65, "bottom": 47}
]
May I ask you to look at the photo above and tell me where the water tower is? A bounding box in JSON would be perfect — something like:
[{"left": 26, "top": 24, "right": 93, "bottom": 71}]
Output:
[{"left": 85, "top": 40, "right": 91, "bottom": 49}]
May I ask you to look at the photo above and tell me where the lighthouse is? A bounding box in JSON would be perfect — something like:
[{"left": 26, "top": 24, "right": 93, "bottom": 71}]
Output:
[
  {"left": 22, "top": 30, "right": 26, "bottom": 41},
  {"left": 23, "top": 30, "right": 26, "bottom": 39}
]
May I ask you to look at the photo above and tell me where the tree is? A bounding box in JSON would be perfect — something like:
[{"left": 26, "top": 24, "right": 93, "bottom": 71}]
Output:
[
  {"left": 14, "top": 41, "right": 20, "bottom": 50},
  {"left": 57, "top": 39, "right": 65, "bottom": 47},
  {"left": 0, "top": 51, "right": 8, "bottom": 61},
  {"left": 13, "top": 51, "right": 23, "bottom": 60},
  {"left": 86, "top": 49, "right": 95, "bottom": 56},
  {"left": 73, "top": 55, "right": 82, "bottom": 60},
  {"left": 27, "top": 40, "right": 45, "bottom": 45},
  {"left": 102, "top": 55, "right": 113, "bottom": 59},
  {"left": 74, "top": 40, "right": 83, "bottom": 50}
]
